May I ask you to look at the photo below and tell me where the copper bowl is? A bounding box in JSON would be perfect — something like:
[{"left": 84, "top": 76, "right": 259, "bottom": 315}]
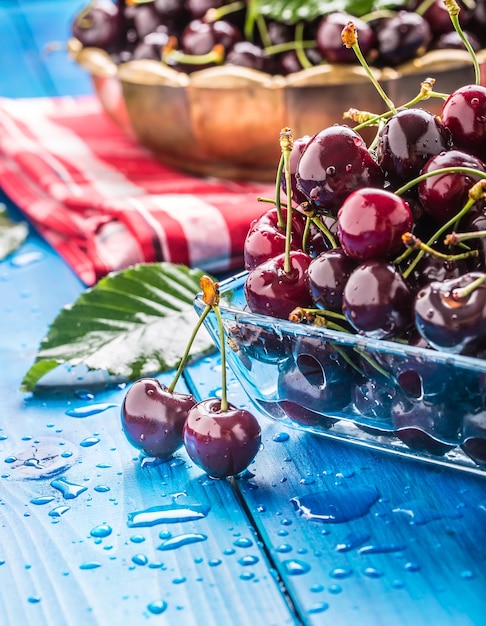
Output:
[{"left": 69, "top": 38, "right": 486, "bottom": 182}]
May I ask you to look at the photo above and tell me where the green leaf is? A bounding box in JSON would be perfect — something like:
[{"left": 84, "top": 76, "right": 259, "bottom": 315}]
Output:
[
  {"left": 21, "top": 263, "right": 215, "bottom": 392},
  {"left": 0, "top": 204, "right": 29, "bottom": 260},
  {"left": 254, "top": 0, "right": 409, "bottom": 23}
]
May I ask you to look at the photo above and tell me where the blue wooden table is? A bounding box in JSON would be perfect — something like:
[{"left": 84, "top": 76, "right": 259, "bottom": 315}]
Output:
[{"left": 0, "top": 2, "right": 485, "bottom": 625}]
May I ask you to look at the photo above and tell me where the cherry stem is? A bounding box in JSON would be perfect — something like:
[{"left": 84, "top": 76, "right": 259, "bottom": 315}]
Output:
[
  {"left": 445, "top": 229, "right": 486, "bottom": 245},
  {"left": 342, "top": 21, "right": 397, "bottom": 114},
  {"left": 398, "top": 180, "right": 486, "bottom": 277},
  {"left": 168, "top": 303, "right": 211, "bottom": 393},
  {"left": 401, "top": 232, "right": 478, "bottom": 262},
  {"left": 288, "top": 306, "right": 348, "bottom": 325},
  {"left": 294, "top": 21, "right": 313, "bottom": 70},
  {"left": 394, "top": 166, "right": 486, "bottom": 197},
  {"left": 274, "top": 156, "right": 286, "bottom": 229},
  {"left": 204, "top": 1, "right": 245, "bottom": 23},
  {"left": 264, "top": 38, "right": 316, "bottom": 57},
  {"left": 280, "top": 127, "right": 294, "bottom": 275},
  {"left": 453, "top": 272, "right": 486, "bottom": 299},
  {"left": 445, "top": 0, "right": 481, "bottom": 84},
  {"left": 162, "top": 41, "right": 225, "bottom": 66},
  {"left": 212, "top": 304, "right": 228, "bottom": 412}
]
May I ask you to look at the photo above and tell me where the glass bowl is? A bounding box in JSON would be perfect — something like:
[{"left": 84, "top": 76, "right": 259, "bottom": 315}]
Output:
[
  {"left": 69, "top": 38, "right": 486, "bottom": 182},
  {"left": 194, "top": 272, "right": 486, "bottom": 477}
]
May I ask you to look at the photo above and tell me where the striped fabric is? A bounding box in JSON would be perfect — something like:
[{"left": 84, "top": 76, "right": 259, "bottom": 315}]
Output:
[{"left": 0, "top": 95, "right": 274, "bottom": 285}]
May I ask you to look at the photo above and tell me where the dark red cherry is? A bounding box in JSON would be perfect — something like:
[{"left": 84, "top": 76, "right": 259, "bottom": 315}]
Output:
[
  {"left": 315, "top": 12, "right": 376, "bottom": 64},
  {"left": 296, "top": 125, "right": 385, "bottom": 215},
  {"left": 414, "top": 272, "right": 486, "bottom": 354},
  {"left": 121, "top": 378, "right": 196, "bottom": 458},
  {"left": 307, "top": 247, "right": 358, "bottom": 312},
  {"left": 342, "top": 261, "right": 414, "bottom": 339},
  {"left": 337, "top": 187, "right": 413, "bottom": 261},
  {"left": 180, "top": 18, "right": 241, "bottom": 55},
  {"left": 417, "top": 149, "right": 486, "bottom": 225},
  {"left": 376, "top": 108, "right": 451, "bottom": 187},
  {"left": 183, "top": 398, "right": 261, "bottom": 478},
  {"left": 374, "top": 11, "right": 431, "bottom": 66},
  {"left": 244, "top": 250, "right": 313, "bottom": 319},
  {"left": 71, "top": 1, "right": 120, "bottom": 50},
  {"left": 225, "top": 41, "right": 266, "bottom": 71},
  {"left": 243, "top": 207, "right": 307, "bottom": 271},
  {"left": 281, "top": 135, "right": 312, "bottom": 206},
  {"left": 441, "top": 85, "right": 486, "bottom": 163}
]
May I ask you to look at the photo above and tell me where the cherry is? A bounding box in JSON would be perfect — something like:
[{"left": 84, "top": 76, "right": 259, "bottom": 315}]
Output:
[
  {"left": 337, "top": 187, "right": 413, "bottom": 261},
  {"left": 121, "top": 378, "right": 195, "bottom": 458},
  {"left": 307, "top": 247, "right": 357, "bottom": 312},
  {"left": 377, "top": 108, "right": 452, "bottom": 187},
  {"left": 183, "top": 398, "right": 261, "bottom": 478},
  {"left": 124, "top": 2, "right": 162, "bottom": 40},
  {"left": 243, "top": 207, "right": 307, "bottom": 271},
  {"left": 461, "top": 409, "right": 486, "bottom": 466},
  {"left": 71, "top": 0, "right": 121, "bottom": 50},
  {"left": 281, "top": 135, "right": 311, "bottom": 206},
  {"left": 441, "top": 85, "right": 486, "bottom": 163},
  {"left": 414, "top": 272, "right": 486, "bottom": 354},
  {"left": 225, "top": 41, "right": 266, "bottom": 71},
  {"left": 373, "top": 10, "right": 431, "bottom": 67},
  {"left": 315, "top": 12, "right": 375, "bottom": 64},
  {"left": 244, "top": 250, "right": 313, "bottom": 319},
  {"left": 417, "top": 149, "right": 486, "bottom": 225},
  {"left": 180, "top": 18, "right": 241, "bottom": 56},
  {"left": 342, "top": 261, "right": 414, "bottom": 339},
  {"left": 296, "top": 125, "right": 385, "bottom": 214}
]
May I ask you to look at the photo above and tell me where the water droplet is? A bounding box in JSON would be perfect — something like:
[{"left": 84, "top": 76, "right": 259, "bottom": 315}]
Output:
[
  {"left": 282, "top": 559, "right": 311, "bottom": 576},
  {"left": 27, "top": 596, "right": 41, "bottom": 604},
  {"left": 132, "top": 554, "right": 148, "bottom": 566},
  {"left": 128, "top": 496, "right": 210, "bottom": 528},
  {"left": 358, "top": 543, "right": 405, "bottom": 555},
  {"left": 233, "top": 537, "right": 253, "bottom": 548},
  {"left": 30, "top": 496, "right": 55, "bottom": 506},
  {"left": 66, "top": 403, "right": 117, "bottom": 418},
  {"left": 90, "top": 524, "right": 112, "bottom": 538},
  {"left": 272, "top": 432, "right": 290, "bottom": 443},
  {"left": 328, "top": 584, "right": 342, "bottom": 594},
  {"left": 80, "top": 436, "right": 100, "bottom": 448},
  {"left": 238, "top": 555, "right": 259, "bottom": 566},
  {"left": 329, "top": 567, "right": 353, "bottom": 579},
  {"left": 208, "top": 558, "right": 222, "bottom": 567},
  {"left": 50, "top": 477, "right": 87, "bottom": 499},
  {"left": 404, "top": 562, "right": 420, "bottom": 572},
  {"left": 291, "top": 486, "right": 379, "bottom": 523},
  {"left": 363, "top": 567, "right": 383, "bottom": 578},
  {"left": 275, "top": 544, "right": 292, "bottom": 553},
  {"left": 308, "top": 602, "right": 329, "bottom": 614},
  {"left": 10, "top": 250, "right": 43, "bottom": 267},
  {"left": 392, "top": 499, "right": 448, "bottom": 525},
  {"left": 158, "top": 533, "right": 207, "bottom": 551},
  {"left": 147, "top": 600, "right": 168, "bottom": 615},
  {"left": 239, "top": 571, "right": 255, "bottom": 581},
  {"left": 79, "top": 562, "right": 101, "bottom": 570},
  {"left": 94, "top": 485, "right": 110, "bottom": 493},
  {"left": 48, "top": 505, "right": 70, "bottom": 518}
]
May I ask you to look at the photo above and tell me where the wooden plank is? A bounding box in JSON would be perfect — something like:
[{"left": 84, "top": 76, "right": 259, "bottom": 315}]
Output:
[
  {"left": 185, "top": 358, "right": 486, "bottom": 626},
  {"left": 0, "top": 206, "right": 297, "bottom": 626}
]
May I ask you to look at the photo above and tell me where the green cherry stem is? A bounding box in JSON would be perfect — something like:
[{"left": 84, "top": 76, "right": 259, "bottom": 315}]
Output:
[
  {"left": 205, "top": 1, "right": 245, "bottom": 23},
  {"left": 394, "top": 166, "right": 486, "bottom": 197},
  {"left": 444, "top": 0, "right": 481, "bottom": 84},
  {"left": 280, "top": 127, "right": 294, "bottom": 275},
  {"left": 402, "top": 232, "right": 478, "bottom": 262},
  {"left": 273, "top": 156, "right": 286, "bottom": 229},
  {"left": 341, "top": 21, "right": 397, "bottom": 114},
  {"left": 453, "top": 273, "right": 486, "bottom": 300}
]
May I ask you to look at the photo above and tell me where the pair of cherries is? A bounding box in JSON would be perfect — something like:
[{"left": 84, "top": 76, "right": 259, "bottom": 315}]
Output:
[{"left": 120, "top": 277, "right": 261, "bottom": 479}]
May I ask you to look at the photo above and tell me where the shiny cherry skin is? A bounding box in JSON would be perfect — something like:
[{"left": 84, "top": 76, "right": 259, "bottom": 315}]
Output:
[
  {"left": 180, "top": 18, "right": 241, "bottom": 55},
  {"left": 417, "top": 149, "right": 486, "bottom": 225},
  {"left": 121, "top": 378, "right": 196, "bottom": 458},
  {"left": 281, "top": 135, "right": 312, "bottom": 206},
  {"left": 72, "top": 1, "right": 120, "bottom": 50},
  {"left": 337, "top": 187, "right": 413, "bottom": 261},
  {"left": 307, "top": 247, "right": 357, "bottom": 312},
  {"left": 342, "top": 261, "right": 414, "bottom": 339},
  {"left": 441, "top": 85, "right": 486, "bottom": 162},
  {"left": 296, "top": 125, "right": 385, "bottom": 214},
  {"left": 245, "top": 250, "right": 313, "bottom": 319},
  {"left": 183, "top": 398, "right": 261, "bottom": 478},
  {"left": 243, "top": 207, "right": 307, "bottom": 271},
  {"left": 377, "top": 108, "right": 451, "bottom": 187},
  {"left": 414, "top": 272, "right": 486, "bottom": 354},
  {"left": 315, "top": 12, "right": 375, "bottom": 64},
  {"left": 374, "top": 11, "right": 431, "bottom": 66}
]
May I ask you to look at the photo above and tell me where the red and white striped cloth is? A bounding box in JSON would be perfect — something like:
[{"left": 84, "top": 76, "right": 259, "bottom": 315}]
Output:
[{"left": 0, "top": 95, "right": 274, "bottom": 285}]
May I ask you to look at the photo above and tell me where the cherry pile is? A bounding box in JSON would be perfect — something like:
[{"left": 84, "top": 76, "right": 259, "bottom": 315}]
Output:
[
  {"left": 121, "top": 277, "right": 261, "bottom": 479},
  {"left": 235, "top": 13, "right": 486, "bottom": 468},
  {"left": 71, "top": 0, "right": 486, "bottom": 75}
]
